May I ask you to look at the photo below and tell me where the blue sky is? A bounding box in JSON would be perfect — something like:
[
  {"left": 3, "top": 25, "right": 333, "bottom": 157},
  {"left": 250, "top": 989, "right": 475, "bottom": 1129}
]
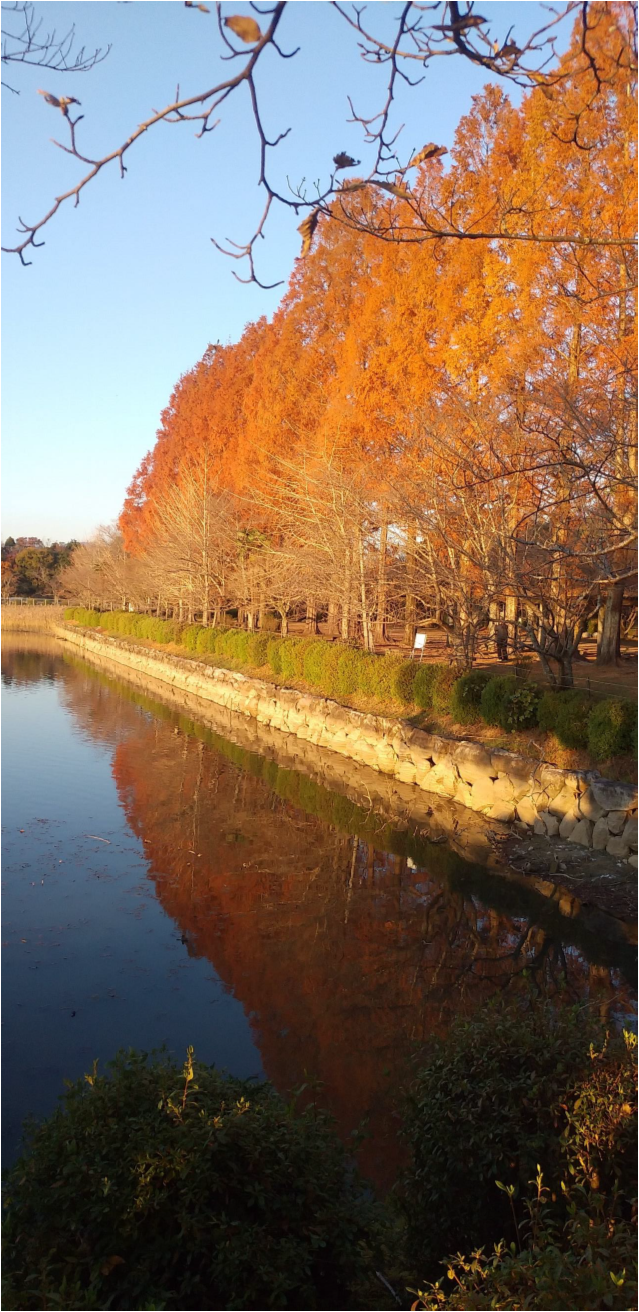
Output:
[{"left": 2, "top": 1, "right": 571, "bottom": 541}]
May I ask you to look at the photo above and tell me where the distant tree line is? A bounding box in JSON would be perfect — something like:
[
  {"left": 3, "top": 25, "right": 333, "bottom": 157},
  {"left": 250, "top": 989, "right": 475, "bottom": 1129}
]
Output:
[{"left": 1, "top": 537, "right": 79, "bottom": 599}]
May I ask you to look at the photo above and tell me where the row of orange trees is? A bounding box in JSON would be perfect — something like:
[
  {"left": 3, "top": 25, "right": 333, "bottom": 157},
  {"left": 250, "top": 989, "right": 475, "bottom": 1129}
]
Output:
[{"left": 62, "top": 4, "right": 637, "bottom": 685}]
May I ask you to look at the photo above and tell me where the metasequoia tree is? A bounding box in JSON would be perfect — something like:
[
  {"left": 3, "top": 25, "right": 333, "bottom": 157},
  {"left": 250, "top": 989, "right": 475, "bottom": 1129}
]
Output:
[
  {"left": 140, "top": 459, "right": 236, "bottom": 624},
  {"left": 104, "top": 14, "right": 636, "bottom": 669},
  {"left": 60, "top": 527, "right": 134, "bottom": 609},
  {"left": 3, "top": 2, "right": 636, "bottom": 278}
]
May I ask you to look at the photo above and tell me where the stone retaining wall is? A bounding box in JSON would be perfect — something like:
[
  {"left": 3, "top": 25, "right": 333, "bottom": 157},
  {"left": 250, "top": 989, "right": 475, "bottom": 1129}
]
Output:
[{"left": 55, "top": 624, "right": 638, "bottom": 867}]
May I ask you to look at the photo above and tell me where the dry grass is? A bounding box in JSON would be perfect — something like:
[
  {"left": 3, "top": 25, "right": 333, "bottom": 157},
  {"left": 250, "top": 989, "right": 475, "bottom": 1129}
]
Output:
[{"left": 1, "top": 605, "right": 66, "bottom": 633}]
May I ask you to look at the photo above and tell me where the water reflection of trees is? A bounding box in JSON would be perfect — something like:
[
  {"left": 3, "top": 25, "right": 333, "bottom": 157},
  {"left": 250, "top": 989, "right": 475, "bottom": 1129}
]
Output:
[{"left": 13, "top": 648, "right": 636, "bottom": 1186}]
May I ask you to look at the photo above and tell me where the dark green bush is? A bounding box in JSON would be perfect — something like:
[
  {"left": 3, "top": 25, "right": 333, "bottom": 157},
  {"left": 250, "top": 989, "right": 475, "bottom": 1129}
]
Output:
[
  {"left": 391, "top": 660, "right": 419, "bottom": 704},
  {"left": 480, "top": 675, "right": 518, "bottom": 727},
  {"left": 412, "top": 1184, "right": 637, "bottom": 1310},
  {"left": 400, "top": 1000, "right": 617, "bottom": 1276},
  {"left": 538, "top": 688, "right": 594, "bottom": 749},
  {"left": 412, "top": 664, "right": 441, "bottom": 710},
  {"left": 408, "top": 1026, "right": 637, "bottom": 1310},
  {"left": 449, "top": 670, "right": 491, "bottom": 724},
  {"left": 2, "top": 1050, "right": 383, "bottom": 1312},
  {"left": 554, "top": 690, "right": 594, "bottom": 750},
  {"left": 537, "top": 689, "right": 568, "bottom": 734},
  {"left": 502, "top": 679, "right": 541, "bottom": 730},
  {"left": 588, "top": 698, "right": 636, "bottom": 761}
]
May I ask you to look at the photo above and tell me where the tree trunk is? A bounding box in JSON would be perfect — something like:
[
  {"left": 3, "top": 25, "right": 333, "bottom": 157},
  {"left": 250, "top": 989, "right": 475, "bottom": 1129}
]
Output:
[
  {"left": 505, "top": 594, "right": 518, "bottom": 652},
  {"left": 403, "top": 521, "right": 417, "bottom": 648},
  {"left": 373, "top": 511, "right": 388, "bottom": 643},
  {"left": 358, "top": 528, "right": 374, "bottom": 652},
  {"left": 341, "top": 544, "right": 352, "bottom": 642},
  {"left": 597, "top": 584, "right": 624, "bottom": 665},
  {"left": 559, "top": 655, "right": 575, "bottom": 689},
  {"left": 280, "top": 611, "right": 289, "bottom": 638},
  {"left": 327, "top": 598, "right": 339, "bottom": 636},
  {"left": 305, "top": 596, "right": 319, "bottom": 634}
]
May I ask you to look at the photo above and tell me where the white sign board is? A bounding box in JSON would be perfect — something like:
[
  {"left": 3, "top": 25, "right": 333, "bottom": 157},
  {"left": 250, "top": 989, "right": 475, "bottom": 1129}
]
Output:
[{"left": 413, "top": 632, "right": 426, "bottom": 650}]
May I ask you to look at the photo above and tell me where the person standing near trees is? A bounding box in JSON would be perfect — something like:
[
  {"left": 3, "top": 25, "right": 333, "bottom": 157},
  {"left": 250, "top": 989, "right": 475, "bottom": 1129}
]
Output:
[{"left": 495, "top": 621, "right": 509, "bottom": 662}]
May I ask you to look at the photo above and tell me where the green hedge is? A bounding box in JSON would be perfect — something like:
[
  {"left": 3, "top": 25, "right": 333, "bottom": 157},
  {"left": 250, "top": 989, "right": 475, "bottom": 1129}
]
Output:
[
  {"left": 449, "top": 669, "right": 491, "bottom": 724},
  {"left": 63, "top": 611, "right": 636, "bottom": 759},
  {"left": 588, "top": 698, "right": 637, "bottom": 760}
]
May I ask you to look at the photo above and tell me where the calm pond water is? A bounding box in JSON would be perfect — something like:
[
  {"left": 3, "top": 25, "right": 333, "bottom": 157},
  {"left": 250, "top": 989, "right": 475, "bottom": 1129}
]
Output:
[{"left": 2, "top": 638, "right": 636, "bottom": 1184}]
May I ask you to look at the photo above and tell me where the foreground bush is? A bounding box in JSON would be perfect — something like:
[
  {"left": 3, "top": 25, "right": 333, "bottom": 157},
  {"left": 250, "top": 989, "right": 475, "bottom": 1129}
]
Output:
[
  {"left": 399, "top": 1001, "right": 636, "bottom": 1279},
  {"left": 411, "top": 1177, "right": 637, "bottom": 1311},
  {"left": 2, "top": 1050, "right": 383, "bottom": 1312},
  {"left": 408, "top": 1023, "right": 637, "bottom": 1310}
]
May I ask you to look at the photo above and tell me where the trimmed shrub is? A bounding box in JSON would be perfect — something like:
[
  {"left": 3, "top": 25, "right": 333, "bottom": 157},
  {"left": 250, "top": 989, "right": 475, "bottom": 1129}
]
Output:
[
  {"left": 336, "top": 646, "right": 366, "bottom": 697},
  {"left": 246, "top": 632, "right": 270, "bottom": 666},
  {"left": 480, "top": 675, "right": 518, "bottom": 727},
  {"left": 537, "top": 688, "right": 567, "bottom": 734},
  {"left": 267, "top": 636, "right": 284, "bottom": 676},
  {"left": 289, "top": 637, "right": 315, "bottom": 678},
  {"left": 391, "top": 660, "right": 419, "bottom": 705},
  {"left": 554, "top": 690, "right": 594, "bottom": 750},
  {"left": 449, "top": 670, "right": 491, "bottom": 724},
  {"left": 316, "top": 641, "right": 348, "bottom": 697},
  {"left": 181, "top": 624, "right": 205, "bottom": 652},
  {"left": 431, "top": 666, "right": 457, "bottom": 714},
  {"left": 412, "top": 664, "right": 441, "bottom": 710},
  {"left": 374, "top": 654, "right": 407, "bottom": 702},
  {"left": 196, "top": 627, "right": 219, "bottom": 655},
  {"left": 2, "top": 1049, "right": 382, "bottom": 1312},
  {"left": 279, "top": 638, "right": 305, "bottom": 682},
  {"left": 72, "top": 607, "right": 102, "bottom": 628},
  {"left": 502, "top": 679, "right": 541, "bottom": 730},
  {"left": 588, "top": 697, "right": 636, "bottom": 760},
  {"left": 302, "top": 640, "right": 328, "bottom": 687}
]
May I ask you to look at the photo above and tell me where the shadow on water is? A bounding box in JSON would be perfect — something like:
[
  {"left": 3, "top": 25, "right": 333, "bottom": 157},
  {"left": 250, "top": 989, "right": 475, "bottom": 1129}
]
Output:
[{"left": 2, "top": 637, "right": 637, "bottom": 1186}]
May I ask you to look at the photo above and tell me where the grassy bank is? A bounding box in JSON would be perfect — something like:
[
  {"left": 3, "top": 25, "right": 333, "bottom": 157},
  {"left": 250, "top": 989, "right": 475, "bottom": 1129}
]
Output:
[{"left": 63, "top": 610, "right": 637, "bottom": 780}]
